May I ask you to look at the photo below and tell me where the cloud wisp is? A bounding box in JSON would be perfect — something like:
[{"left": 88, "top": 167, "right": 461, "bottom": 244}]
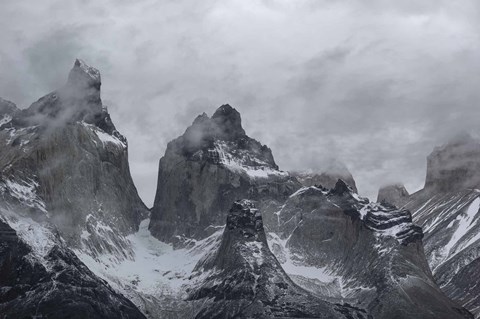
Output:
[{"left": 1, "top": 0, "right": 479, "bottom": 204}]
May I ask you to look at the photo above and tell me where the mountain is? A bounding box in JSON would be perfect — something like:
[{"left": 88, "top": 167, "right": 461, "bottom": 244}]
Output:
[
  {"left": 0, "top": 59, "right": 148, "bottom": 258},
  {"left": 149, "top": 105, "right": 300, "bottom": 246},
  {"left": 0, "top": 59, "right": 148, "bottom": 317},
  {"left": 377, "top": 184, "right": 409, "bottom": 207},
  {"left": 268, "top": 180, "right": 472, "bottom": 319},
  {"left": 0, "top": 218, "right": 146, "bottom": 318},
  {"left": 404, "top": 135, "right": 480, "bottom": 318},
  {"left": 0, "top": 59, "right": 475, "bottom": 319},
  {"left": 188, "top": 199, "right": 366, "bottom": 319},
  {"left": 291, "top": 161, "right": 358, "bottom": 193}
]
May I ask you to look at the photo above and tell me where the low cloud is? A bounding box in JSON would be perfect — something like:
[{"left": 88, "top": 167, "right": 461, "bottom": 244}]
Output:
[{"left": 1, "top": 0, "right": 479, "bottom": 204}]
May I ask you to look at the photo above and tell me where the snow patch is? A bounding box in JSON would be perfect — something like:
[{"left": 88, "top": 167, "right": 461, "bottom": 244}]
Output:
[
  {"left": 76, "top": 219, "right": 223, "bottom": 299},
  {"left": 213, "top": 141, "right": 287, "bottom": 179}
]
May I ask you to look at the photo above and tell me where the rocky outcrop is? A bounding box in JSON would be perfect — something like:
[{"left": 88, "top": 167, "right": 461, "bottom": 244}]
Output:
[
  {"left": 404, "top": 135, "right": 480, "bottom": 318},
  {"left": 291, "top": 162, "right": 358, "bottom": 193},
  {"left": 425, "top": 134, "right": 480, "bottom": 192},
  {"left": 269, "top": 180, "right": 472, "bottom": 319},
  {"left": 377, "top": 183, "right": 409, "bottom": 207},
  {"left": 150, "top": 105, "right": 300, "bottom": 245},
  {"left": 0, "top": 218, "right": 146, "bottom": 319},
  {"left": 0, "top": 59, "right": 148, "bottom": 259},
  {"left": 189, "top": 199, "right": 366, "bottom": 319}
]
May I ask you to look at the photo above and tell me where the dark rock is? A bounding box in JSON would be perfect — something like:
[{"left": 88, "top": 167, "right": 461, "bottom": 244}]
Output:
[
  {"left": 0, "top": 59, "right": 148, "bottom": 257},
  {"left": 271, "top": 182, "right": 472, "bottom": 319},
  {"left": 189, "top": 200, "right": 366, "bottom": 319},
  {"left": 0, "top": 220, "right": 146, "bottom": 319},
  {"left": 149, "top": 105, "right": 300, "bottom": 245}
]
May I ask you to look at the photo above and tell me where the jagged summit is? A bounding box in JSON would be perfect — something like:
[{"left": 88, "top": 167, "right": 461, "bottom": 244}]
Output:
[
  {"left": 425, "top": 133, "right": 480, "bottom": 192},
  {"left": 189, "top": 200, "right": 362, "bottom": 319},
  {"left": 150, "top": 104, "right": 299, "bottom": 244},
  {"left": 16, "top": 59, "right": 108, "bottom": 128},
  {"left": 210, "top": 104, "right": 246, "bottom": 138},
  {"left": 330, "top": 178, "right": 355, "bottom": 196},
  {"left": 179, "top": 104, "right": 248, "bottom": 154},
  {"left": 68, "top": 59, "right": 102, "bottom": 89}
]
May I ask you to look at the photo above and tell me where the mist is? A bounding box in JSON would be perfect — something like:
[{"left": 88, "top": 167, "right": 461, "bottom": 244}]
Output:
[{"left": 1, "top": 0, "right": 479, "bottom": 205}]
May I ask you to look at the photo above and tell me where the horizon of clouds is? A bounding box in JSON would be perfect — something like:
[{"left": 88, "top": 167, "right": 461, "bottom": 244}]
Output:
[{"left": 1, "top": 0, "right": 479, "bottom": 206}]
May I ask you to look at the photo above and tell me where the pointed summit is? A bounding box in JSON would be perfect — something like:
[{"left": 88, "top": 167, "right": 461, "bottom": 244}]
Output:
[
  {"left": 331, "top": 178, "right": 354, "bottom": 195},
  {"left": 211, "top": 104, "right": 245, "bottom": 138},
  {"left": 189, "top": 200, "right": 357, "bottom": 318},
  {"left": 67, "top": 59, "right": 101, "bottom": 89},
  {"left": 20, "top": 59, "right": 106, "bottom": 127}
]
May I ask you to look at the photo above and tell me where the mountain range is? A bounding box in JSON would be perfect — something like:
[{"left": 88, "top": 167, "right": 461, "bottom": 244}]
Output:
[{"left": 0, "top": 60, "right": 478, "bottom": 319}]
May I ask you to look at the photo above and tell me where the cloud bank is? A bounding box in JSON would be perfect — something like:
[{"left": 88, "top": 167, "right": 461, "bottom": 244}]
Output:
[{"left": 1, "top": 0, "right": 479, "bottom": 205}]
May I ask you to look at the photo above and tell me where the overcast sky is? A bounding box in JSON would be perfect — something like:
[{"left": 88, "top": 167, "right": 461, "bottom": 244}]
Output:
[{"left": 1, "top": 0, "right": 480, "bottom": 206}]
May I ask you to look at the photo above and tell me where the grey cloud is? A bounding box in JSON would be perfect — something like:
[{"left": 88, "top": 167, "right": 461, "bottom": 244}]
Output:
[{"left": 1, "top": 0, "right": 479, "bottom": 204}]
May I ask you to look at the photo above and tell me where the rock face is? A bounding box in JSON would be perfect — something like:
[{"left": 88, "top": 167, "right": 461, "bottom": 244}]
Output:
[
  {"left": 377, "top": 184, "right": 409, "bottom": 207},
  {"left": 0, "top": 218, "right": 146, "bottom": 319},
  {"left": 269, "top": 180, "right": 472, "bottom": 319},
  {"left": 291, "top": 162, "right": 358, "bottom": 193},
  {"left": 404, "top": 135, "right": 480, "bottom": 318},
  {"left": 189, "top": 199, "right": 366, "bottom": 319},
  {"left": 0, "top": 60, "right": 149, "bottom": 317},
  {"left": 0, "top": 59, "right": 148, "bottom": 259},
  {"left": 150, "top": 105, "right": 300, "bottom": 245},
  {"left": 425, "top": 134, "right": 480, "bottom": 192}
]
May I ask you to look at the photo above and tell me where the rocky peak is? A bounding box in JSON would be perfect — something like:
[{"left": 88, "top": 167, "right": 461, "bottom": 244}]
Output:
[
  {"left": 150, "top": 103, "right": 298, "bottom": 244},
  {"left": 425, "top": 134, "right": 480, "bottom": 192},
  {"left": 189, "top": 200, "right": 358, "bottom": 319},
  {"left": 20, "top": 59, "right": 104, "bottom": 127},
  {"left": 330, "top": 178, "right": 354, "bottom": 196},
  {"left": 211, "top": 104, "right": 245, "bottom": 138},
  {"left": 377, "top": 183, "right": 409, "bottom": 207},
  {"left": 67, "top": 59, "right": 102, "bottom": 90}
]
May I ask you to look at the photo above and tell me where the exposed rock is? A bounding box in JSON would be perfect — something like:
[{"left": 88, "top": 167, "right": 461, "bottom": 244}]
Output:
[
  {"left": 425, "top": 133, "right": 480, "bottom": 192},
  {"left": 404, "top": 137, "right": 480, "bottom": 317},
  {"left": 150, "top": 104, "right": 300, "bottom": 245},
  {"left": 377, "top": 183, "right": 409, "bottom": 207},
  {"left": 0, "top": 59, "right": 148, "bottom": 258},
  {"left": 0, "top": 218, "right": 146, "bottom": 319},
  {"left": 269, "top": 180, "right": 472, "bottom": 319},
  {"left": 189, "top": 199, "right": 366, "bottom": 319}
]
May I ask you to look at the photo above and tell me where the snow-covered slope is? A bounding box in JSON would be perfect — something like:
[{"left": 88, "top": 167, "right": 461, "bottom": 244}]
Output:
[
  {"left": 189, "top": 199, "right": 366, "bottom": 319},
  {"left": 0, "top": 60, "right": 148, "bottom": 317},
  {"left": 266, "top": 180, "right": 471, "bottom": 319},
  {"left": 403, "top": 136, "right": 480, "bottom": 318},
  {"left": 0, "top": 201, "right": 145, "bottom": 318},
  {"left": 405, "top": 189, "right": 480, "bottom": 317}
]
